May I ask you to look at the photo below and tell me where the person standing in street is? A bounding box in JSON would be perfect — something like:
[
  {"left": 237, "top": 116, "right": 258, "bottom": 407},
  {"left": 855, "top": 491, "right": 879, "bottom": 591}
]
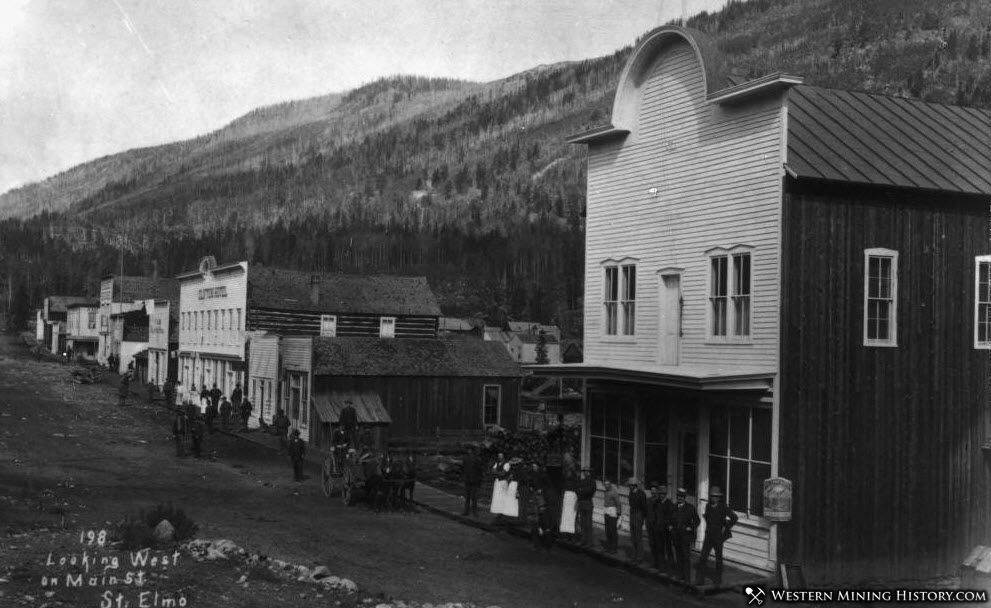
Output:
[
  {"left": 461, "top": 444, "right": 483, "bottom": 517},
  {"left": 672, "top": 487, "right": 700, "bottom": 582},
  {"left": 171, "top": 409, "right": 188, "bottom": 457},
  {"left": 273, "top": 408, "right": 290, "bottom": 451},
  {"left": 190, "top": 414, "right": 205, "bottom": 458},
  {"left": 696, "top": 486, "right": 738, "bottom": 586},
  {"left": 575, "top": 467, "right": 596, "bottom": 547},
  {"left": 117, "top": 373, "right": 131, "bottom": 407},
  {"left": 164, "top": 380, "right": 177, "bottom": 410},
  {"left": 240, "top": 396, "right": 253, "bottom": 430},
  {"left": 627, "top": 477, "right": 648, "bottom": 563},
  {"left": 219, "top": 395, "right": 232, "bottom": 428},
  {"left": 288, "top": 429, "right": 307, "bottom": 481},
  {"left": 601, "top": 478, "right": 621, "bottom": 554},
  {"left": 231, "top": 382, "right": 243, "bottom": 421},
  {"left": 339, "top": 400, "right": 358, "bottom": 447},
  {"left": 199, "top": 385, "right": 211, "bottom": 414}
]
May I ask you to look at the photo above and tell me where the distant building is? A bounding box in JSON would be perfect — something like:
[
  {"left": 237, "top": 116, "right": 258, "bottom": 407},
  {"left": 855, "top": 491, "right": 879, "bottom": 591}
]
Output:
[
  {"left": 507, "top": 331, "right": 561, "bottom": 364},
  {"left": 41, "top": 296, "right": 97, "bottom": 355},
  {"left": 65, "top": 300, "right": 101, "bottom": 359},
  {"left": 147, "top": 298, "right": 178, "bottom": 388},
  {"left": 176, "top": 258, "right": 442, "bottom": 431},
  {"left": 98, "top": 275, "right": 179, "bottom": 367},
  {"left": 282, "top": 336, "right": 521, "bottom": 447}
]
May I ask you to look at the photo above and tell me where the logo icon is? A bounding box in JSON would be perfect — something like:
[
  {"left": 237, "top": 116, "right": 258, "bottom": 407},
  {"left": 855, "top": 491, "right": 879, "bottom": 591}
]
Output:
[{"left": 744, "top": 586, "right": 765, "bottom": 606}]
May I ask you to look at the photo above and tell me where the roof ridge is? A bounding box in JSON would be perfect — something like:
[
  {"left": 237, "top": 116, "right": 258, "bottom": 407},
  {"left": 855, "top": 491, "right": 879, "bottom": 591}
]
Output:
[{"left": 794, "top": 84, "right": 991, "bottom": 116}]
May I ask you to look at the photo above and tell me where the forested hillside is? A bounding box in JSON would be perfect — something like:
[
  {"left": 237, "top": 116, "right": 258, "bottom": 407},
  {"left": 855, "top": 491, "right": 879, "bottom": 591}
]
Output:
[{"left": 2, "top": 0, "right": 989, "bottom": 332}]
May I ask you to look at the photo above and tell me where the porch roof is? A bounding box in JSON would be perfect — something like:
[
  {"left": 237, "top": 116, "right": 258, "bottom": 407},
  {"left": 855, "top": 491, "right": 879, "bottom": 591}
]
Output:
[{"left": 523, "top": 362, "right": 775, "bottom": 391}]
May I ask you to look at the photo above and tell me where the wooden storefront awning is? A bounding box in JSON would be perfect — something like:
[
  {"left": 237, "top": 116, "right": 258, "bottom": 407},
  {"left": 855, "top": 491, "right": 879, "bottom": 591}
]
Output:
[
  {"left": 311, "top": 390, "right": 391, "bottom": 425},
  {"left": 524, "top": 362, "right": 775, "bottom": 392}
]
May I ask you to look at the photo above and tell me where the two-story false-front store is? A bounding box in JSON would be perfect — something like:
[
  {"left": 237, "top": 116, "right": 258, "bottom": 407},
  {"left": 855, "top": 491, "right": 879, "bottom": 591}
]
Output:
[{"left": 538, "top": 25, "right": 991, "bottom": 584}]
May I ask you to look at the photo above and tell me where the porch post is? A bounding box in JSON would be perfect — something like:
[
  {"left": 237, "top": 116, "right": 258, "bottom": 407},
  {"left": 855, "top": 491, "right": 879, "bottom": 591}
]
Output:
[{"left": 581, "top": 379, "right": 591, "bottom": 469}]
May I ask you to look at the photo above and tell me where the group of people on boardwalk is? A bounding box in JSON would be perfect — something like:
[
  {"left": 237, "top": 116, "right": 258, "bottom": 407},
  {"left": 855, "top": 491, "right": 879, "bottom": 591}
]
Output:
[
  {"left": 465, "top": 441, "right": 738, "bottom": 586},
  {"left": 165, "top": 380, "right": 252, "bottom": 458}
]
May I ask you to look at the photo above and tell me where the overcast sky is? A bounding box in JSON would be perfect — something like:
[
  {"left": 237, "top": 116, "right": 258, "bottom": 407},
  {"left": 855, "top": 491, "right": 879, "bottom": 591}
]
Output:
[{"left": 0, "top": 0, "right": 729, "bottom": 194}]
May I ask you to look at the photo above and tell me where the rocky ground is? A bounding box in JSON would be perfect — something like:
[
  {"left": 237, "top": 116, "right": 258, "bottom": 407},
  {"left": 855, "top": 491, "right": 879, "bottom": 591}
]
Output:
[{"left": 0, "top": 333, "right": 733, "bottom": 608}]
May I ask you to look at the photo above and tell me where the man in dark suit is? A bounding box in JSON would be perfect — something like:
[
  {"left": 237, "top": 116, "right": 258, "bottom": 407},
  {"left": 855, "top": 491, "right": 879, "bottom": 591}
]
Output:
[
  {"left": 288, "top": 429, "right": 307, "bottom": 481},
  {"left": 627, "top": 477, "right": 648, "bottom": 563},
  {"left": 696, "top": 486, "right": 738, "bottom": 586},
  {"left": 574, "top": 468, "right": 597, "bottom": 547},
  {"left": 672, "top": 487, "right": 700, "bottom": 582},
  {"left": 461, "top": 444, "right": 484, "bottom": 516},
  {"left": 648, "top": 482, "right": 675, "bottom": 570}
]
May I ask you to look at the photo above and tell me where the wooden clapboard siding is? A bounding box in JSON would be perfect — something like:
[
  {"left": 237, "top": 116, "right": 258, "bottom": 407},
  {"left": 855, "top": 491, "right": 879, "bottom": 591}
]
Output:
[
  {"left": 314, "top": 376, "right": 519, "bottom": 439},
  {"left": 247, "top": 334, "right": 279, "bottom": 379},
  {"left": 583, "top": 39, "right": 783, "bottom": 370},
  {"left": 280, "top": 336, "right": 311, "bottom": 371},
  {"left": 247, "top": 308, "right": 437, "bottom": 339},
  {"left": 778, "top": 177, "right": 991, "bottom": 583},
  {"left": 177, "top": 263, "right": 249, "bottom": 360}
]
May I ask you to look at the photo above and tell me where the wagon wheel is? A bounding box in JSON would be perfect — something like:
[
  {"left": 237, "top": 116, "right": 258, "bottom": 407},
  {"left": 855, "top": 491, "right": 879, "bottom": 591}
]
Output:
[{"left": 322, "top": 456, "right": 333, "bottom": 498}]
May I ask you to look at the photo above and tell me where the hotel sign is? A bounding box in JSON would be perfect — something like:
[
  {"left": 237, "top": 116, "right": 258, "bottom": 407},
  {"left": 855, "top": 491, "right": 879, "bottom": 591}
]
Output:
[
  {"left": 198, "top": 286, "right": 228, "bottom": 300},
  {"left": 763, "top": 477, "right": 792, "bottom": 522}
]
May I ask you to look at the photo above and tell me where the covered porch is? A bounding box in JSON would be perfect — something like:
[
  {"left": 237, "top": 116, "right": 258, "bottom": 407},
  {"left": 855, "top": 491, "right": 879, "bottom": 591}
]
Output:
[{"left": 529, "top": 362, "right": 778, "bottom": 576}]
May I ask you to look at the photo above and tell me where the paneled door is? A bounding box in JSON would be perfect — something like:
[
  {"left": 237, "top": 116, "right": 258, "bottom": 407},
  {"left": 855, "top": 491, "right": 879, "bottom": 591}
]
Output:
[{"left": 658, "top": 274, "right": 682, "bottom": 365}]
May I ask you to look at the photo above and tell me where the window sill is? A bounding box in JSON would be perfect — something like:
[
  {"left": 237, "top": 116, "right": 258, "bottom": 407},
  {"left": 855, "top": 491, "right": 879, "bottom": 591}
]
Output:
[
  {"left": 600, "top": 336, "right": 637, "bottom": 344},
  {"left": 974, "top": 343, "right": 991, "bottom": 350},
  {"left": 704, "top": 338, "right": 754, "bottom": 346},
  {"left": 863, "top": 341, "right": 898, "bottom": 348}
]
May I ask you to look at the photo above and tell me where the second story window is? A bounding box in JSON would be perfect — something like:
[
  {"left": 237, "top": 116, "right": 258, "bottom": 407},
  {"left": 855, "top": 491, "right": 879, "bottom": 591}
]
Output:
[
  {"left": 709, "top": 250, "right": 751, "bottom": 339},
  {"left": 380, "top": 317, "right": 396, "bottom": 339},
  {"left": 604, "top": 262, "right": 636, "bottom": 336},
  {"left": 976, "top": 256, "right": 991, "bottom": 349},
  {"left": 864, "top": 248, "right": 898, "bottom": 347}
]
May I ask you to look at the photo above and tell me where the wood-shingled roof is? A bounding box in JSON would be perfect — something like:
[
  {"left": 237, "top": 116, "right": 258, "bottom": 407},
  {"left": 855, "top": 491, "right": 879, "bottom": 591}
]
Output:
[
  {"left": 787, "top": 85, "right": 991, "bottom": 195},
  {"left": 248, "top": 266, "right": 441, "bottom": 316},
  {"left": 312, "top": 337, "right": 521, "bottom": 377}
]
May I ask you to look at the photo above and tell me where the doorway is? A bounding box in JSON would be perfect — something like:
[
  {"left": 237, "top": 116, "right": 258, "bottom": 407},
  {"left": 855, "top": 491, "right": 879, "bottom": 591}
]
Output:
[
  {"left": 677, "top": 425, "right": 699, "bottom": 505},
  {"left": 658, "top": 273, "right": 681, "bottom": 365}
]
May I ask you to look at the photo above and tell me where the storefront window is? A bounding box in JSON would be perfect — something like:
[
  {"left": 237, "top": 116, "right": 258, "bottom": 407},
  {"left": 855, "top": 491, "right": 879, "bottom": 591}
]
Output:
[
  {"left": 643, "top": 406, "right": 669, "bottom": 487},
  {"left": 709, "top": 406, "right": 771, "bottom": 516},
  {"left": 589, "top": 394, "right": 635, "bottom": 483}
]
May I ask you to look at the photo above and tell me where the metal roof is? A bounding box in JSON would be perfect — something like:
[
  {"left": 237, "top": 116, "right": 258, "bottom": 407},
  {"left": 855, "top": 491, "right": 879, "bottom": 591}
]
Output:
[
  {"left": 311, "top": 390, "right": 391, "bottom": 425},
  {"left": 786, "top": 85, "right": 991, "bottom": 195}
]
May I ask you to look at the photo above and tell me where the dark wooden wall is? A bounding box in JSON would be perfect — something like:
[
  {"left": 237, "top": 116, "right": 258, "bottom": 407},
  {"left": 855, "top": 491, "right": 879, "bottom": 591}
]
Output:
[
  {"left": 247, "top": 308, "right": 437, "bottom": 338},
  {"left": 313, "top": 375, "right": 520, "bottom": 439},
  {"left": 778, "top": 177, "right": 991, "bottom": 583}
]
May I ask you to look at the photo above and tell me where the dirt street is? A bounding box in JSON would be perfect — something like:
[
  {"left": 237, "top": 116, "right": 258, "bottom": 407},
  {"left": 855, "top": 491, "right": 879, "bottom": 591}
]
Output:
[{"left": 0, "top": 334, "right": 739, "bottom": 608}]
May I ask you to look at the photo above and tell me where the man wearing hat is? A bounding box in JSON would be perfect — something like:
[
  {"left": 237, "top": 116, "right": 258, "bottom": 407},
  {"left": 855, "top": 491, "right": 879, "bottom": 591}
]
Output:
[
  {"left": 288, "top": 428, "right": 307, "bottom": 482},
  {"left": 696, "top": 486, "right": 738, "bottom": 586},
  {"left": 461, "top": 444, "right": 484, "bottom": 517},
  {"left": 672, "top": 487, "right": 700, "bottom": 582},
  {"left": 647, "top": 482, "right": 675, "bottom": 570},
  {"left": 575, "top": 467, "right": 597, "bottom": 547},
  {"left": 627, "top": 477, "right": 648, "bottom": 563}
]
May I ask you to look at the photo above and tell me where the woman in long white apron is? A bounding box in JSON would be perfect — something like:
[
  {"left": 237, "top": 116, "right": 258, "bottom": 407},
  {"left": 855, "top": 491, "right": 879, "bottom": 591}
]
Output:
[
  {"left": 559, "top": 486, "right": 578, "bottom": 534},
  {"left": 489, "top": 459, "right": 509, "bottom": 515}
]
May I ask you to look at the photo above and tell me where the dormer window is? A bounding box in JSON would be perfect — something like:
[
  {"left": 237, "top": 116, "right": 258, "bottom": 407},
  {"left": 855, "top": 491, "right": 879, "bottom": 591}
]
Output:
[
  {"left": 603, "top": 261, "right": 636, "bottom": 336},
  {"left": 380, "top": 317, "right": 396, "bottom": 339}
]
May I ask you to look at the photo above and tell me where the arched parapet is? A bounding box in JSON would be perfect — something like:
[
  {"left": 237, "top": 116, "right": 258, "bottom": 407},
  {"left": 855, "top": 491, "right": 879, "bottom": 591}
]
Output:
[{"left": 610, "top": 25, "right": 729, "bottom": 134}]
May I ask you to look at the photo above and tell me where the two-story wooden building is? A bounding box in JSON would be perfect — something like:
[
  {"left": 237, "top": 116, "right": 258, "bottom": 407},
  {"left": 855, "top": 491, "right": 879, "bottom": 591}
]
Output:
[
  {"left": 539, "top": 25, "right": 991, "bottom": 584},
  {"left": 65, "top": 300, "right": 101, "bottom": 359},
  {"left": 41, "top": 296, "right": 96, "bottom": 355},
  {"left": 98, "top": 275, "right": 179, "bottom": 368}
]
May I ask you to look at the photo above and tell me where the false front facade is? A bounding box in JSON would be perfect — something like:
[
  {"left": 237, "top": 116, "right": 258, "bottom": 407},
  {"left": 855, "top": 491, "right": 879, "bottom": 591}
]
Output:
[{"left": 543, "top": 25, "right": 991, "bottom": 584}]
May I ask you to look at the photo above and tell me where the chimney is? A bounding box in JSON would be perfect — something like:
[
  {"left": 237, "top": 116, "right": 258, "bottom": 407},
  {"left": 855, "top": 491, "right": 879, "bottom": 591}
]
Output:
[{"left": 309, "top": 275, "right": 320, "bottom": 306}]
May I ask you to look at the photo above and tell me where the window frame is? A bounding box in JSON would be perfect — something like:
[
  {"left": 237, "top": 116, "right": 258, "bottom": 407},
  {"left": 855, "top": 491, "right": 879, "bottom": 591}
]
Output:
[
  {"left": 601, "top": 258, "right": 638, "bottom": 338},
  {"left": 379, "top": 316, "right": 396, "bottom": 338},
  {"left": 706, "top": 247, "right": 753, "bottom": 342},
  {"left": 863, "top": 247, "right": 898, "bottom": 347},
  {"left": 708, "top": 406, "right": 772, "bottom": 519},
  {"left": 320, "top": 314, "right": 338, "bottom": 338},
  {"left": 975, "top": 255, "right": 991, "bottom": 349},
  {"left": 482, "top": 384, "right": 501, "bottom": 426}
]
